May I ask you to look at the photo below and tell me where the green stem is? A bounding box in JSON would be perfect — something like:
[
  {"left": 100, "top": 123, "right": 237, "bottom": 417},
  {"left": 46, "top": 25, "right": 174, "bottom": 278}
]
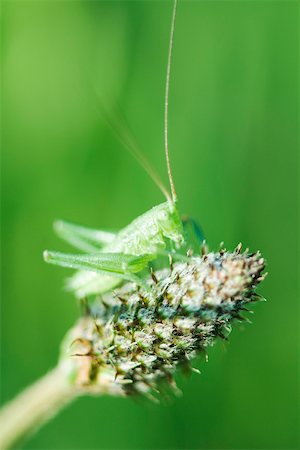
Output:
[{"left": 0, "top": 366, "right": 77, "bottom": 449}]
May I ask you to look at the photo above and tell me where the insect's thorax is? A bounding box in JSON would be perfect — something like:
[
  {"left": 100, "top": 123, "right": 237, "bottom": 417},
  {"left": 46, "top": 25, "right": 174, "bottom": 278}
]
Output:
[{"left": 106, "top": 202, "right": 184, "bottom": 256}]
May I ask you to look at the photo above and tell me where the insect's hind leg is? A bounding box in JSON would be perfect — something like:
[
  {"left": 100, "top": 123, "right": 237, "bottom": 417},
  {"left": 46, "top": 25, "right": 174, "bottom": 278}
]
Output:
[
  {"left": 54, "top": 220, "right": 116, "bottom": 253},
  {"left": 43, "top": 250, "right": 154, "bottom": 292}
]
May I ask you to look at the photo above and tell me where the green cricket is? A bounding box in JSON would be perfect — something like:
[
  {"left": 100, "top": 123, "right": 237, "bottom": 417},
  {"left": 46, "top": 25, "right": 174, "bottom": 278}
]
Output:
[{"left": 43, "top": 0, "right": 197, "bottom": 298}]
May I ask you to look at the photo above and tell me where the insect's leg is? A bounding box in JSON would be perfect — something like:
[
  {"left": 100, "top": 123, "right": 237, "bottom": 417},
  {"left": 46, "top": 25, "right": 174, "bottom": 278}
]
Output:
[
  {"left": 182, "top": 216, "right": 205, "bottom": 252},
  {"left": 54, "top": 220, "right": 117, "bottom": 253},
  {"left": 43, "top": 250, "right": 154, "bottom": 285}
]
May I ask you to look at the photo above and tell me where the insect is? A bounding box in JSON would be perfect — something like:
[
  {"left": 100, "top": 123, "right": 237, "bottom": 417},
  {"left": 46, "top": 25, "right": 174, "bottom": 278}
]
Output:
[{"left": 44, "top": 0, "right": 201, "bottom": 299}]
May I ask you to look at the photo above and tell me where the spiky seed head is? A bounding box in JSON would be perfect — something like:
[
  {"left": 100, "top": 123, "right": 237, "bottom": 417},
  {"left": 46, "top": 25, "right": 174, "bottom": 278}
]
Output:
[{"left": 59, "top": 248, "right": 266, "bottom": 398}]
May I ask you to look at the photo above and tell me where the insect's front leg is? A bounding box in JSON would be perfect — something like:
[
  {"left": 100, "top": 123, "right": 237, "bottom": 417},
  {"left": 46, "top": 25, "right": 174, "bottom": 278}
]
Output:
[{"left": 182, "top": 215, "right": 205, "bottom": 252}]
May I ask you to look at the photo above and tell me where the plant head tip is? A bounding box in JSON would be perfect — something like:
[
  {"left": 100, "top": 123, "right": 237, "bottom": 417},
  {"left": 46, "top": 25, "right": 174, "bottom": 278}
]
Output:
[{"left": 58, "top": 247, "right": 267, "bottom": 399}]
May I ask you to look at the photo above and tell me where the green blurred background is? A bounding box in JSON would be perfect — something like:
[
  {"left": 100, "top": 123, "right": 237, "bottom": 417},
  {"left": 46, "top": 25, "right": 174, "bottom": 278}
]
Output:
[{"left": 1, "top": 0, "right": 299, "bottom": 449}]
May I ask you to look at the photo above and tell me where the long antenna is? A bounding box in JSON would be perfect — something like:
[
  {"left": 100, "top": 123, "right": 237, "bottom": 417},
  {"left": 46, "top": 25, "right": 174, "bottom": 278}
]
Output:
[
  {"left": 164, "top": 0, "right": 178, "bottom": 203},
  {"left": 93, "top": 97, "right": 171, "bottom": 202},
  {"left": 107, "top": 109, "right": 172, "bottom": 202}
]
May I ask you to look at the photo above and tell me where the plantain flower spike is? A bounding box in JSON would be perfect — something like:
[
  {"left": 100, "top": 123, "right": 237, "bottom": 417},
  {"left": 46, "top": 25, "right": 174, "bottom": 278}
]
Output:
[{"left": 59, "top": 245, "right": 266, "bottom": 398}]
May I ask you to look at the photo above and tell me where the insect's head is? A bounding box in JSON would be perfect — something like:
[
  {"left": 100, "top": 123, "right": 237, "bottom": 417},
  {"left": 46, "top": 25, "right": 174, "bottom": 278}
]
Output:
[{"left": 157, "top": 201, "right": 184, "bottom": 247}]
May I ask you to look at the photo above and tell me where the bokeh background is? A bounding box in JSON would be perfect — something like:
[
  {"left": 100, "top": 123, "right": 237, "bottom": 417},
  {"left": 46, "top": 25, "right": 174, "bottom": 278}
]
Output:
[{"left": 1, "top": 0, "right": 298, "bottom": 449}]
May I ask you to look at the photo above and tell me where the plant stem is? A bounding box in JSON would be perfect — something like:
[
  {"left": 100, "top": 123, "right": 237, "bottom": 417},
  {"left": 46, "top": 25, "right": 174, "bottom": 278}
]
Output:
[{"left": 0, "top": 366, "right": 77, "bottom": 449}]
